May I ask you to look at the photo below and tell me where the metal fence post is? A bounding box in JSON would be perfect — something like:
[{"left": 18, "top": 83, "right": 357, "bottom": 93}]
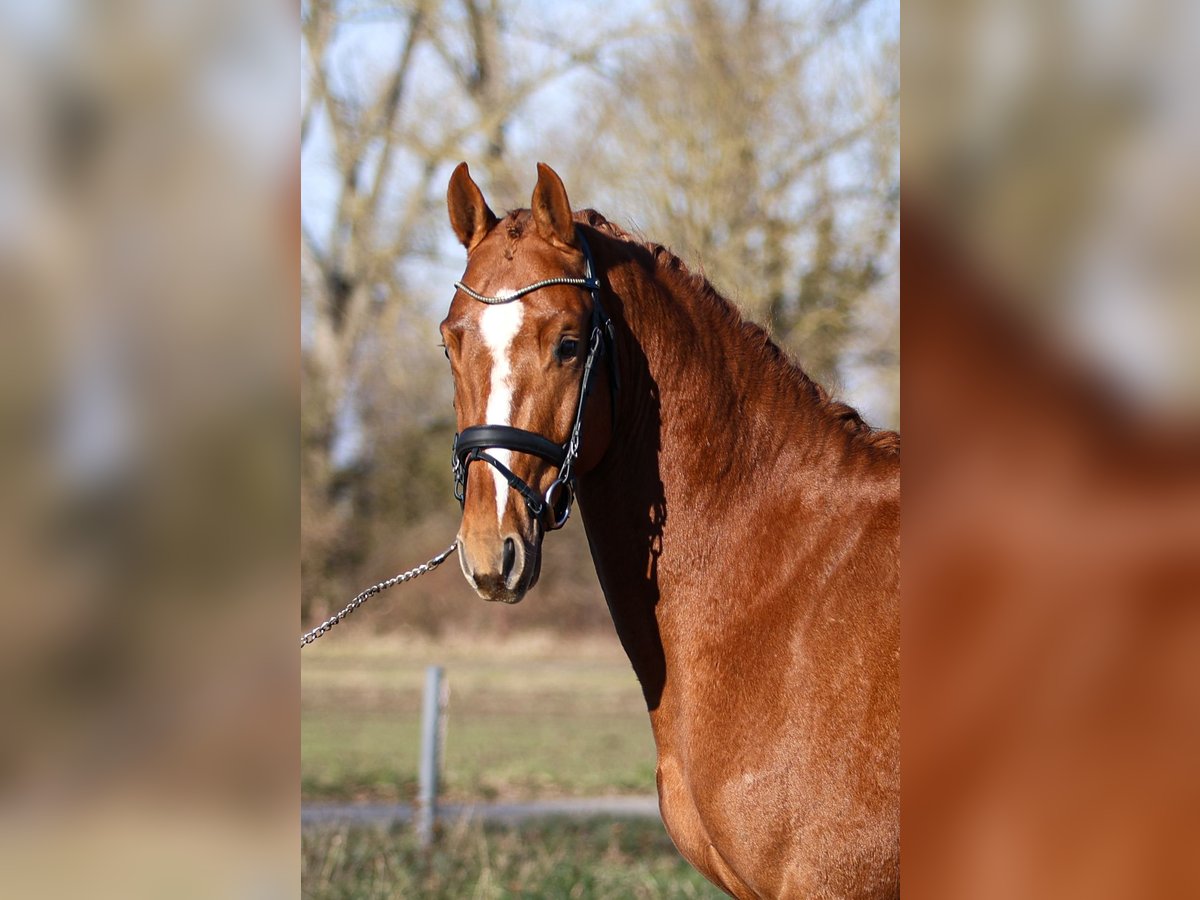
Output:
[{"left": 417, "top": 665, "right": 444, "bottom": 849}]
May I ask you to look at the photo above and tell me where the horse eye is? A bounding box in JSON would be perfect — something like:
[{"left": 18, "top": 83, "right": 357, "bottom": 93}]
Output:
[{"left": 555, "top": 337, "right": 579, "bottom": 362}]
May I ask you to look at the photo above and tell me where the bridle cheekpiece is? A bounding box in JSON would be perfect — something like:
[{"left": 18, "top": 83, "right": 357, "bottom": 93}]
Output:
[{"left": 451, "top": 230, "right": 616, "bottom": 530}]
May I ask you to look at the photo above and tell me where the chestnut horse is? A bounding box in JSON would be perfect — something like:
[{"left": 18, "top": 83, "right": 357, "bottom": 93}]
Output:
[{"left": 441, "top": 162, "right": 899, "bottom": 899}]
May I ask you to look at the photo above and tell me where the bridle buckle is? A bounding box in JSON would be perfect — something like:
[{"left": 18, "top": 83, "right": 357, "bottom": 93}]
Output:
[{"left": 544, "top": 478, "right": 575, "bottom": 530}]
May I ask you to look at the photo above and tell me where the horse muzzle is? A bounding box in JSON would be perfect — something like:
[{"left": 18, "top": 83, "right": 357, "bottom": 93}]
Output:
[{"left": 457, "top": 531, "right": 542, "bottom": 603}]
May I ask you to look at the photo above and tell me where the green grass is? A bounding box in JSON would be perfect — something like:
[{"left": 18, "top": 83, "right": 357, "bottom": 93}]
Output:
[
  {"left": 302, "top": 633, "right": 658, "bottom": 803},
  {"left": 302, "top": 635, "right": 723, "bottom": 897},
  {"left": 302, "top": 816, "right": 726, "bottom": 899}
]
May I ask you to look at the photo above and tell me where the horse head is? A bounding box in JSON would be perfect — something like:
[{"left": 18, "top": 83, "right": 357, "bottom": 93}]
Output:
[{"left": 441, "top": 162, "right": 613, "bottom": 603}]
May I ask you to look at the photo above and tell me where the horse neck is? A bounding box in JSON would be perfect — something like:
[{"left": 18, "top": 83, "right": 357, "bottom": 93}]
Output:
[{"left": 576, "top": 238, "right": 879, "bottom": 711}]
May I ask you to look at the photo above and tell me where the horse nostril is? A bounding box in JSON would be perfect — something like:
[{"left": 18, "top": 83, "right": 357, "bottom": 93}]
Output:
[{"left": 501, "top": 537, "right": 517, "bottom": 581}]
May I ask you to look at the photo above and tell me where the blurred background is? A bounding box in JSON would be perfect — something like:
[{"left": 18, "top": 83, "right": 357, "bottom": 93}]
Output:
[
  {"left": 904, "top": 0, "right": 1200, "bottom": 897},
  {"left": 299, "top": 0, "right": 899, "bottom": 634},
  {"left": 0, "top": 0, "right": 297, "bottom": 897},
  {"left": 299, "top": 1, "right": 897, "bottom": 894}
]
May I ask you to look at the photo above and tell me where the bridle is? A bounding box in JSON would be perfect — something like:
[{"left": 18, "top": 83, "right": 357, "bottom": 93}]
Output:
[{"left": 451, "top": 230, "right": 617, "bottom": 530}]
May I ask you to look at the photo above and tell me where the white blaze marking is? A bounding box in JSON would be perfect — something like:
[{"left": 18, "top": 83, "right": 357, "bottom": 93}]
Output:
[{"left": 480, "top": 294, "right": 523, "bottom": 526}]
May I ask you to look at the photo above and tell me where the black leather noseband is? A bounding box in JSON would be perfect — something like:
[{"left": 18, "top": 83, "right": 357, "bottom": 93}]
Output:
[{"left": 451, "top": 230, "right": 616, "bottom": 530}]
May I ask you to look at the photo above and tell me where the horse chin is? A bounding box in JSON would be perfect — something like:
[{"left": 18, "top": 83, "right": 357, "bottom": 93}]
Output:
[
  {"left": 470, "top": 578, "right": 525, "bottom": 604},
  {"left": 485, "top": 588, "right": 525, "bottom": 604}
]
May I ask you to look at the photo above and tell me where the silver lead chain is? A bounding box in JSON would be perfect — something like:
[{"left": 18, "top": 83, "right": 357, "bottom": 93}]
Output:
[{"left": 300, "top": 542, "right": 458, "bottom": 648}]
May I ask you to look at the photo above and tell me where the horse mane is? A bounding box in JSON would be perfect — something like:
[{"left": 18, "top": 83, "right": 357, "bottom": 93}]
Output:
[{"left": 571, "top": 208, "right": 900, "bottom": 457}]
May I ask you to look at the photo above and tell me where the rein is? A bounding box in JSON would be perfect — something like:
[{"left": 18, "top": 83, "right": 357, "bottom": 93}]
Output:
[
  {"left": 451, "top": 230, "right": 617, "bottom": 530},
  {"left": 300, "top": 542, "right": 458, "bottom": 647}
]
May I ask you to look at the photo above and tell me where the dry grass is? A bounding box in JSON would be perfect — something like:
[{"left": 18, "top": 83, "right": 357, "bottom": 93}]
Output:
[{"left": 302, "top": 816, "right": 724, "bottom": 899}]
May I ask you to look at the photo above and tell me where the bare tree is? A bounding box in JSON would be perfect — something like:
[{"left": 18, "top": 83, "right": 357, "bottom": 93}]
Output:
[{"left": 564, "top": 0, "right": 899, "bottom": 414}]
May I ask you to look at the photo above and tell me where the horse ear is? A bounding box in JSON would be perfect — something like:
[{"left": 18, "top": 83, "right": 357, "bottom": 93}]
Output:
[
  {"left": 447, "top": 162, "right": 498, "bottom": 252},
  {"left": 531, "top": 162, "right": 576, "bottom": 249}
]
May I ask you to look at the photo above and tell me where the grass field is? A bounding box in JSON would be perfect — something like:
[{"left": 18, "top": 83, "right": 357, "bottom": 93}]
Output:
[
  {"left": 302, "top": 632, "right": 658, "bottom": 803},
  {"left": 302, "top": 816, "right": 726, "bottom": 899},
  {"left": 302, "top": 633, "right": 726, "bottom": 897}
]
